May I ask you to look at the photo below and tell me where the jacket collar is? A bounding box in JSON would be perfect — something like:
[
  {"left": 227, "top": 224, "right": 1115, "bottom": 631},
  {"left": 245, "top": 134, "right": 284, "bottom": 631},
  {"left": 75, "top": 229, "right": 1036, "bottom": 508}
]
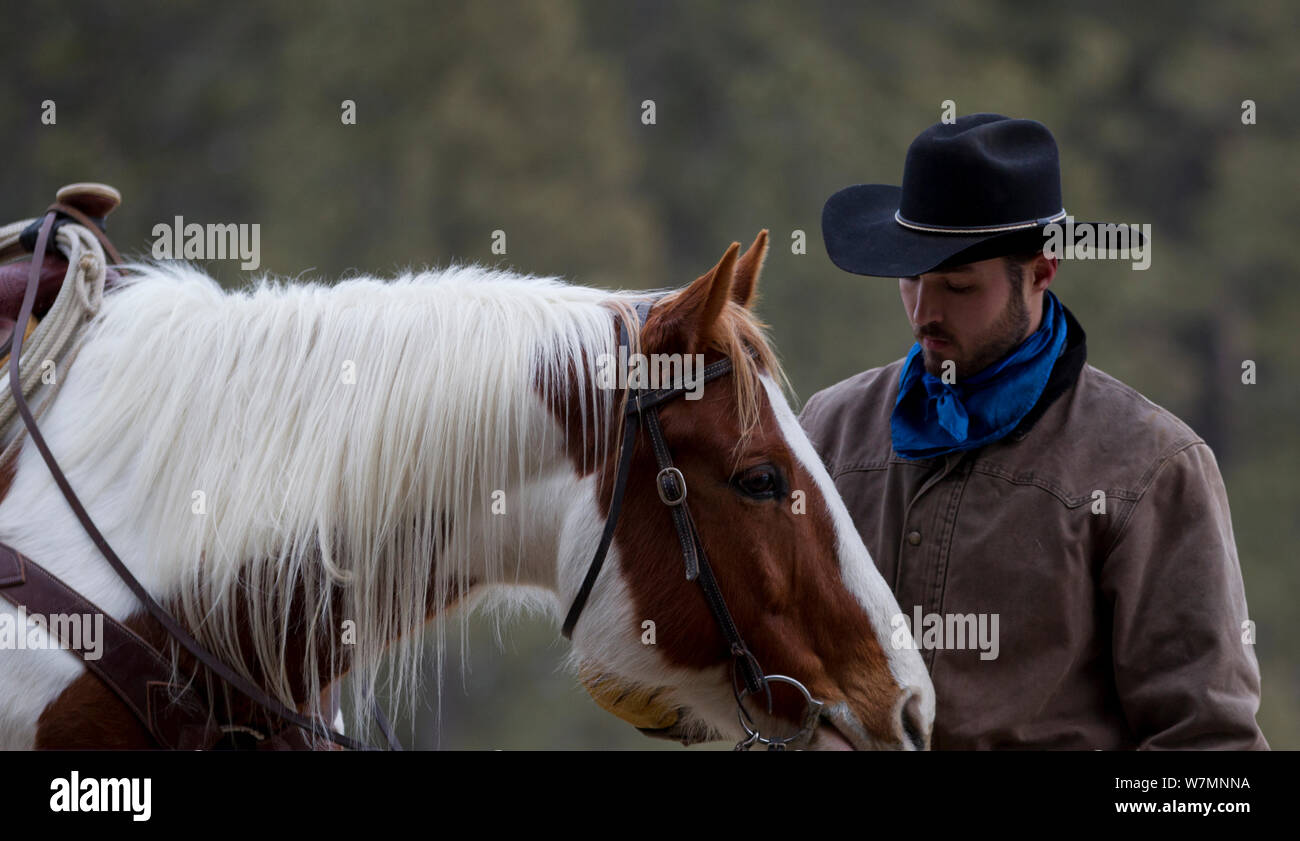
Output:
[{"left": 1007, "top": 300, "right": 1088, "bottom": 441}]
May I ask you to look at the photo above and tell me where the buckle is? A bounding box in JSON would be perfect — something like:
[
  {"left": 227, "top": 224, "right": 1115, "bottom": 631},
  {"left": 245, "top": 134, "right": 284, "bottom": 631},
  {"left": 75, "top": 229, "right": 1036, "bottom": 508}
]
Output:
[{"left": 656, "top": 467, "right": 686, "bottom": 506}]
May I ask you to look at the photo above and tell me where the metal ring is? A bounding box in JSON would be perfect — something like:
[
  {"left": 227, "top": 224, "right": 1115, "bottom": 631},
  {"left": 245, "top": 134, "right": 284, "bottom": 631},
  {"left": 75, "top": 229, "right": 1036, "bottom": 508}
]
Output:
[
  {"left": 734, "top": 674, "right": 825, "bottom": 751},
  {"left": 656, "top": 467, "right": 686, "bottom": 506},
  {"left": 219, "top": 724, "right": 267, "bottom": 741}
]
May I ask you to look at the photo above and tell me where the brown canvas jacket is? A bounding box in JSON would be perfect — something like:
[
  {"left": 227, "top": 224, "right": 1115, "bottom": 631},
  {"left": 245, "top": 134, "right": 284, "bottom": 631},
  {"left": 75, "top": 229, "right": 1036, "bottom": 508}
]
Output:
[{"left": 798, "top": 303, "right": 1268, "bottom": 749}]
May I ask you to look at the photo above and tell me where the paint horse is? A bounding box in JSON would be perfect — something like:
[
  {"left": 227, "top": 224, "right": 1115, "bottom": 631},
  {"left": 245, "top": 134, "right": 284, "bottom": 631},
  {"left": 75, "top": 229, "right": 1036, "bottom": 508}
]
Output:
[{"left": 0, "top": 230, "right": 934, "bottom": 749}]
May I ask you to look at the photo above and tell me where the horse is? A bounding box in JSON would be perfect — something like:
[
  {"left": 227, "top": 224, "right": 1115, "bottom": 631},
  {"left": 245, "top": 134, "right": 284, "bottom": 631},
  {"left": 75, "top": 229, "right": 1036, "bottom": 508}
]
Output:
[{"left": 0, "top": 229, "right": 934, "bottom": 749}]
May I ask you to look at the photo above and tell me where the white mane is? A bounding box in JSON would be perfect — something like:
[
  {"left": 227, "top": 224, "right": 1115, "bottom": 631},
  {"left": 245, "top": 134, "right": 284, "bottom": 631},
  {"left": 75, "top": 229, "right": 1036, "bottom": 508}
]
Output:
[{"left": 48, "top": 260, "right": 637, "bottom": 740}]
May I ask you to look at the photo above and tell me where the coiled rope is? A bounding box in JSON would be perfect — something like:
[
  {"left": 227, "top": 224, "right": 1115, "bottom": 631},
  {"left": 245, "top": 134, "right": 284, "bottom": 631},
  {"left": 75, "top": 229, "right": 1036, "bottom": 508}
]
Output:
[{"left": 0, "top": 219, "right": 108, "bottom": 463}]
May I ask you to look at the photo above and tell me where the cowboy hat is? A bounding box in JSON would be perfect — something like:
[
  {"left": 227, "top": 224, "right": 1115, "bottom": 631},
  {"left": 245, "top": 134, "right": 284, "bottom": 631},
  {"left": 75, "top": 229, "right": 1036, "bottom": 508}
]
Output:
[{"left": 822, "top": 113, "right": 1142, "bottom": 277}]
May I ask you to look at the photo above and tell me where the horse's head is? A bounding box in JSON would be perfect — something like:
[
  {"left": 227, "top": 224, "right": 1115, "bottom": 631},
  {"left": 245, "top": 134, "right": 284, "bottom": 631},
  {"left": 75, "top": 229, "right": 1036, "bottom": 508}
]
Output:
[{"left": 561, "top": 232, "right": 934, "bottom": 750}]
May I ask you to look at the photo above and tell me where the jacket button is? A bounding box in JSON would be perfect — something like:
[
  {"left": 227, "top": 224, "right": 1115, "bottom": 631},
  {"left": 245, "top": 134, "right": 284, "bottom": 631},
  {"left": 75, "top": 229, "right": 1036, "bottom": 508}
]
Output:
[{"left": 907, "top": 530, "right": 922, "bottom": 546}]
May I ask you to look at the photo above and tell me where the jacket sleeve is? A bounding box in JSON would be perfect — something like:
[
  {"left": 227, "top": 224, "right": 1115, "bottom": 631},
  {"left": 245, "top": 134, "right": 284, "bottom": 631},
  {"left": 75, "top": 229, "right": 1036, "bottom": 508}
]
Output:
[{"left": 1100, "top": 442, "right": 1269, "bottom": 749}]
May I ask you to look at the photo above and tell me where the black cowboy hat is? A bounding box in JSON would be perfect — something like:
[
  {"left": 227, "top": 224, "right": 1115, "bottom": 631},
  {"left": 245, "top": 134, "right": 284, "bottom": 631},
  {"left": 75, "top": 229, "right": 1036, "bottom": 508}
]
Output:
[{"left": 822, "top": 113, "right": 1143, "bottom": 278}]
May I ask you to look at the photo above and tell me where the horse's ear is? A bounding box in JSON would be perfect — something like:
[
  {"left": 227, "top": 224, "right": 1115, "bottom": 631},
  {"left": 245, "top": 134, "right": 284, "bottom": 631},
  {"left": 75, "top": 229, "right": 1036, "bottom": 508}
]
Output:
[
  {"left": 653, "top": 241, "right": 741, "bottom": 355},
  {"left": 731, "top": 230, "right": 768, "bottom": 309}
]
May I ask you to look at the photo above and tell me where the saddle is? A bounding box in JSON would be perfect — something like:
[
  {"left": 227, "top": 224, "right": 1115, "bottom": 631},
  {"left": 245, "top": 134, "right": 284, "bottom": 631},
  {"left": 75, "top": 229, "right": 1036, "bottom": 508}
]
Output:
[
  {"left": 0, "top": 257, "right": 66, "bottom": 347},
  {"left": 0, "top": 184, "right": 124, "bottom": 355}
]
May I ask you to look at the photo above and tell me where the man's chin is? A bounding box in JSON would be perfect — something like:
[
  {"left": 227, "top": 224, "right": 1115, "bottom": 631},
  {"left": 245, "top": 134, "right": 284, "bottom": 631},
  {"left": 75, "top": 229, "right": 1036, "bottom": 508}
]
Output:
[{"left": 922, "top": 353, "right": 961, "bottom": 377}]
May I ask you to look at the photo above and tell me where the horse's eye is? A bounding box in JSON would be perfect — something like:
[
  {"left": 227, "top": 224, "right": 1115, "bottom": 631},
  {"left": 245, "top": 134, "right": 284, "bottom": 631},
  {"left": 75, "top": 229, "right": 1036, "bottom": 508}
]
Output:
[{"left": 732, "top": 464, "right": 784, "bottom": 500}]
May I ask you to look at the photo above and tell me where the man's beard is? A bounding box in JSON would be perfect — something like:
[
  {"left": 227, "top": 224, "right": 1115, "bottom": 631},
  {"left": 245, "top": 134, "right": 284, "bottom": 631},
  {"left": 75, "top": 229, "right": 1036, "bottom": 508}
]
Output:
[{"left": 920, "top": 288, "right": 1032, "bottom": 379}]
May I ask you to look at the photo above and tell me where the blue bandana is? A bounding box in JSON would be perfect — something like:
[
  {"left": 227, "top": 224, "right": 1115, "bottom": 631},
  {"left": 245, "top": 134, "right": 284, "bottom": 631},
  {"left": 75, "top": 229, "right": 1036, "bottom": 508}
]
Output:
[{"left": 890, "top": 291, "right": 1068, "bottom": 460}]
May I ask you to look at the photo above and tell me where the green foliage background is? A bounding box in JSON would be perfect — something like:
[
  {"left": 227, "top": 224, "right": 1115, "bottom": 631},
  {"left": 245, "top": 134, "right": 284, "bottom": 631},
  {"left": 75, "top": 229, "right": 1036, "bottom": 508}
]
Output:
[{"left": 3, "top": 1, "right": 1295, "bottom": 748}]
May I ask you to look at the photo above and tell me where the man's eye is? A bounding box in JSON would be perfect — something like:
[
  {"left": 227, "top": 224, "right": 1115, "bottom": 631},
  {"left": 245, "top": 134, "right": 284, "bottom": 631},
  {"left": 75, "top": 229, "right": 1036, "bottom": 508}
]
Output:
[
  {"left": 947, "top": 285, "right": 972, "bottom": 293},
  {"left": 732, "top": 465, "right": 785, "bottom": 500}
]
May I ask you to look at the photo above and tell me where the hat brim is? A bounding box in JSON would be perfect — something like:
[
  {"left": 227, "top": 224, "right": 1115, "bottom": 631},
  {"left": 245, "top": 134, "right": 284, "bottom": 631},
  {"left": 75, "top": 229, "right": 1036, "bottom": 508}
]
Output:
[{"left": 821, "top": 184, "right": 1147, "bottom": 278}]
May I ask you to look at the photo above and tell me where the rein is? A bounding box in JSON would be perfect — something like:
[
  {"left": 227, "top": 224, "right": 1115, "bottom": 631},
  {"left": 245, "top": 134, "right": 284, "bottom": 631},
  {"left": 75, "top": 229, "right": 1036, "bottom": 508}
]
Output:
[
  {"left": 561, "top": 300, "right": 825, "bottom": 750},
  {"left": 2, "top": 200, "right": 399, "bottom": 751}
]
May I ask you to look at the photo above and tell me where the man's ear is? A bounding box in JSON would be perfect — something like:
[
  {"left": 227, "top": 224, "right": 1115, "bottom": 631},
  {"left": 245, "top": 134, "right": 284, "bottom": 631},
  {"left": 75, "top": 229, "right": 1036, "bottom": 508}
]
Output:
[
  {"left": 1032, "top": 254, "right": 1058, "bottom": 293},
  {"left": 731, "top": 230, "right": 768, "bottom": 309},
  {"left": 649, "top": 241, "right": 741, "bottom": 355}
]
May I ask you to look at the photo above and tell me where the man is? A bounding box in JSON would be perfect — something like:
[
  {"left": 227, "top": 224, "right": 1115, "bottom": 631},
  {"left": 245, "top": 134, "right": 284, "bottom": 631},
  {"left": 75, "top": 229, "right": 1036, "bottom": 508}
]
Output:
[{"left": 800, "top": 113, "right": 1268, "bottom": 749}]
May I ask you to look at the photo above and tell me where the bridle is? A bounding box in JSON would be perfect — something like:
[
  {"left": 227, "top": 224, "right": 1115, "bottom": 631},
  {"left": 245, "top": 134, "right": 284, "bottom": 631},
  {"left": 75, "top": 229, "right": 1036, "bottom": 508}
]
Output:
[{"left": 560, "top": 300, "right": 826, "bottom": 751}]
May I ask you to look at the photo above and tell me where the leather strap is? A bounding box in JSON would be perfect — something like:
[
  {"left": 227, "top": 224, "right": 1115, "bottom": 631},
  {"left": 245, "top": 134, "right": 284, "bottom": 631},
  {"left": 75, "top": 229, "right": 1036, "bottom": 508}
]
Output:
[
  {"left": 17, "top": 202, "right": 124, "bottom": 268},
  {"left": 0, "top": 543, "right": 223, "bottom": 748},
  {"left": 640, "top": 404, "right": 764, "bottom": 695},
  {"left": 561, "top": 312, "right": 641, "bottom": 638},
  {"left": 560, "top": 300, "right": 765, "bottom": 697}
]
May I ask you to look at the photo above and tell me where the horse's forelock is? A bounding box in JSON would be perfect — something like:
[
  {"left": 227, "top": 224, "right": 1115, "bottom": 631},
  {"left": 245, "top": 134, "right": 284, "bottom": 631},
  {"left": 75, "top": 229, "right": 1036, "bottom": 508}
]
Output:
[{"left": 648, "top": 288, "right": 790, "bottom": 459}]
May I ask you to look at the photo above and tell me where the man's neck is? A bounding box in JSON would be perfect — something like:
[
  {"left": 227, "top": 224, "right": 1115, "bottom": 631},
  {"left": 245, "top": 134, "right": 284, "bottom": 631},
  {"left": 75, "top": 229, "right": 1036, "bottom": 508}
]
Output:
[{"left": 1023, "top": 292, "right": 1046, "bottom": 341}]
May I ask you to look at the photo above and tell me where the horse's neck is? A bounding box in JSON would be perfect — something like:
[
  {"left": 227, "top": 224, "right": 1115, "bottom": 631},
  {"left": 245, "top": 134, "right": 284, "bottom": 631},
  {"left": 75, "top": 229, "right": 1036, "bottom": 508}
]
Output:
[
  {"left": 427, "top": 403, "right": 590, "bottom": 597},
  {"left": 0, "top": 269, "right": 618, "bottom": 728}
]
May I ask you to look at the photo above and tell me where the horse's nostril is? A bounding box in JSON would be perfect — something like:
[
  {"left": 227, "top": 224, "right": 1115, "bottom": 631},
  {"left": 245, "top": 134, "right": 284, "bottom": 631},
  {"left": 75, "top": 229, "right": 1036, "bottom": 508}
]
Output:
[{"left": 899, "top": 687, "right": 930, "bottom": 750}]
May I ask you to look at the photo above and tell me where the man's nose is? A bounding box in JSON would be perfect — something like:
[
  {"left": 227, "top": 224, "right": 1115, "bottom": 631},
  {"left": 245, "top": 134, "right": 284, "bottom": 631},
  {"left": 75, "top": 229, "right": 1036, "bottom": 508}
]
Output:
[{"left": 912, "top": 283, "right": 942, "bottom": 329}]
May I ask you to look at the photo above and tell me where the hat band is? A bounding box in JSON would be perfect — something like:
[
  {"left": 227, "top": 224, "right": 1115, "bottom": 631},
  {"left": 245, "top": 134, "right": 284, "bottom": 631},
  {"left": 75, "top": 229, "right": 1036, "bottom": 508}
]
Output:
[{"left": 894, "top": 208, "right": 1068, "bottom": 234}]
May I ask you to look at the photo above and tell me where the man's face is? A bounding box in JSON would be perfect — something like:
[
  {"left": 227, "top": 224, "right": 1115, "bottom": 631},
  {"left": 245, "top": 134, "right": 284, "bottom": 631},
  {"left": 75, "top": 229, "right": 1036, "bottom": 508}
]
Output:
[{"left": 898, "top": 256, "right": 1034, "bottom": 380}]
